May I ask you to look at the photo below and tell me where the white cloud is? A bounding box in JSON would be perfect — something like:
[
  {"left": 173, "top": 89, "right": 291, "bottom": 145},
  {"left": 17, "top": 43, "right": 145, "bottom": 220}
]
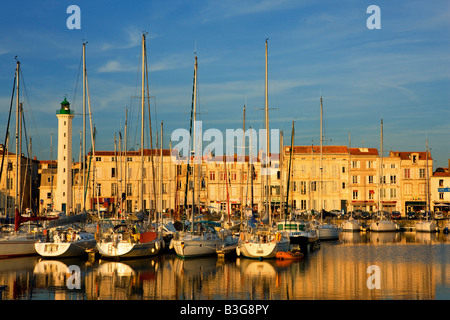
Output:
[{"left": 97, "top": 60, "right": 136, "bottom": 73}]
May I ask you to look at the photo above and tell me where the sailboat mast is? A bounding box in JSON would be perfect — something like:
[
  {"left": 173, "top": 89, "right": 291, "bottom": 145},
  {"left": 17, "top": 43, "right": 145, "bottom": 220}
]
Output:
[
  {"left": 160, "top": 121, "right": 163, "bottom": 224},
  {"left": 191, "top": 55, "right": 198, "bottom": 231},
  {"left": 82, "top": 42, "right": 86, "bottom": 210},
  {"left": 15, "top": 60, "right": 20, "bottom": 213},
  {"left": 286, "top": 121, "right": 294, "bottom": 217},
  {"left": 265, "top": 39, "right": 271, "bottom": 225},
  {"left": 241, "top": 104, "right": 245, "bottom": 221},
  {"left": 380, "top": 118, "right": 383, "bottom": 214},
  {"left": 124, "top": 108, "right": 128, "bottom": 213},
  {"left": 320, "top": 96, "right": 323, "bottom": 222},
  {"left": 426, "top": 138, "right": 430, "bottom": 215},
  {"left": 140, "top": 33, "right": 146, "bottom": 212}
]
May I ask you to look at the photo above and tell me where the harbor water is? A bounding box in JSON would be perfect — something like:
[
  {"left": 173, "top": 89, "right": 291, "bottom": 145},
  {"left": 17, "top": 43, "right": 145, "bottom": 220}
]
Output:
[{"left": 1, "top": 231, "right": 449, "bottom": 301}]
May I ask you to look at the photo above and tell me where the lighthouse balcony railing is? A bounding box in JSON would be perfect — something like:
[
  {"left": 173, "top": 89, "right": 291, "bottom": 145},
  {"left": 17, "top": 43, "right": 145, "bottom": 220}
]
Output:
[{"left": 56, "top": 109, "right": 74, "bottom": 115}]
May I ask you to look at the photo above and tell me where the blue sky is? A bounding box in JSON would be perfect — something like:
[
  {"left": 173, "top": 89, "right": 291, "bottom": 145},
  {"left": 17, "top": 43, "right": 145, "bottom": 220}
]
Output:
[{"left": 0, "top": 0, "right": 449, "bottom": 169}]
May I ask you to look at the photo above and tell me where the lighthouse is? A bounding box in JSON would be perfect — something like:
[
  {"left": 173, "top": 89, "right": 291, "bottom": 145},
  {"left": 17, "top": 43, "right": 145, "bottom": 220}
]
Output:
[{"left": 55, "top": 97, "right": 74, "bottom": 213}]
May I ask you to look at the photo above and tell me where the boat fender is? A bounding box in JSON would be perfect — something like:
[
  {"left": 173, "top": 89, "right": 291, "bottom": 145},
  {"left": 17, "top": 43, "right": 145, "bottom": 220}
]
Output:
[
  {"left": 169, "top": 239, "right": 174, "bottom": 250},
  {"left": 444, "top": 227, "right": 449, "bottom": 234},
  {"left": 236, "top": 246, "right": 241, "bottom": 256},
  {"left": 155, "top": 241, "right": 159, "bottom": 251}
]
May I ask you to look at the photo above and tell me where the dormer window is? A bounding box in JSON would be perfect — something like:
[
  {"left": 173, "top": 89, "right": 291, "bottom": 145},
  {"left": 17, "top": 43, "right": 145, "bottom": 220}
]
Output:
[{"left": 412, "top": 154, "right": 417, "bottom": 163}]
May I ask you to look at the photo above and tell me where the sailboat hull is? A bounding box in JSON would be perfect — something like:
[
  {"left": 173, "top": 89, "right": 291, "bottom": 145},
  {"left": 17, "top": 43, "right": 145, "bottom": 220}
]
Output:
[
  {"left": 318, "top": 224, "right": 341, "bottom": 240},
  {"left": 341, "top": 220, "right": 362, "bottom": 232},
  {"left": 0, "top": 237, "right": 38, "bottom": 259},
  {"left": 415, "top": 221, "right": 438, "bottom": 233},
  {"left": 369, "top": 221, "right": 399, "bottom": 232},
  {"left": 35, "top": 238, "right": 96, "bottom": 258},
  {"left": 97, "top": 238, "right": 163, "bottom": 259},
  {"left": 237, "top": 238, "right": 290, "bottom": 260},
  {"left": 172, "top": 233, "right": 224, "bottom": 258}
]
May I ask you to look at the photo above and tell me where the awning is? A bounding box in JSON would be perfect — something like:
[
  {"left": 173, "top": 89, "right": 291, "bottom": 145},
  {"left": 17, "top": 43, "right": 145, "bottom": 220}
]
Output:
[
  {"left": 405, "top": 201, "right": 426, "bottom": 206},
  {"left": 434, "top": 203, "right": 450, "bottom": 207}
]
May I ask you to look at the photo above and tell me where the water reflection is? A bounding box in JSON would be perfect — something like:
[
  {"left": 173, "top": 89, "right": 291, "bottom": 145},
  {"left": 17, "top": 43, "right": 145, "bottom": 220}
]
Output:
[{"left": 0, "top": 232, "right": 449, "bottom": 300}]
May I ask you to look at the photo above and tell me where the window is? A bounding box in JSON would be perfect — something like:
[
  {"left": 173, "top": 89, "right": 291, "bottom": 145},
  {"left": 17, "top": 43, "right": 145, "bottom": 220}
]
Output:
[
  {"left": 391, "top": 164, "right": 396, "bottom": 169},
  {"left": 368, "top": 175, "right": 374, "bottom": 184},
  {"left": 7, "top": 178, "right": 13, "bottom": 189},
  {"left": 419, "top": 169, "right": 426, "bottom": 179},
  {"left": 440, "top": 193, "right": 444, "bottom": 200},
  {"left": 342, "top": 182, "right": 346, "bottom": 189},
  {"left": 96, "top": 157, "right": 102, "bottom": 162},
  {"left": 352, "top": 175, "right": 358, "bottom": 184},
  {"left": 390, "top": 188, "right": 397, "bottom": 199},
  {"left": 96, "top": 184, "right": 101, "bottom": 197},
  {"left": 404, "top": 169, "right": 410, "bottom": 179},
  {"left": 352, "top": 190, "right": 358, "bottom": 200},
  {"left": 231, "top": 172, "right": 237, "bottom": 181},
  {"left": 412, "top": 155, "right": 417, "bottom": 163},
  {"left": 311, "top": 181, "right": 317, "bottom": 192},
  {"left": 369, "top": 190, "right": 374, "bottom": 200},
  {"left": 210, "top": 171, "right": 216, "bottom": 181},
  {"left": 342, "top": 166, "right": 346, "bottom": 173},
  {"left": 404, "top": 183, "right": 412, "bottom": 195},
  {"left": 367, "top": 161, "right": 373, "bottom": 168},
  {"left": 111, "top": 168, "right": 116, "bottom": 178},
  {"left": 439, "top": 179, "right": 444, "bottom": 187},
  {"left": 390, "top": 175, "right": 397, "bottom": 184},
  {"left": 111, "top": 183, "right": 117, "bottom": 196},
  {"left": 220, "top": 172, "right": 226, "bottom": 181},
  {"left": 301, "top": 200, "right": 307, "bottom": 210},
  {"left": 126, "top": 183, "right": 132, "bottom": 196},
  {"left": 301, "top": 181, "right": 307, "bottom": 195},
  {"left": 47, "top": 192, "right": 51, "bottom": 199}
]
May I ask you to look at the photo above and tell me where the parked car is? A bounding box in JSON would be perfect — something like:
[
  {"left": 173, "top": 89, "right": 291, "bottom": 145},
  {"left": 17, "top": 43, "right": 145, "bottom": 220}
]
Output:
[
  {"left": 407, "top": 211, "right": 416, "bottom": 219},
  {"left": 434, "top": 211, "right": 444, "bottom": 220},
  {"left": 421, "top": 211, "right": 432, "bottom": 219},
  {"left": 330, "top": 209, "right": 343, "bottom": 218},
  {"left": 360, "top": 211, "right": 371, "bottom": 219},
  {"left": 391, "top": 211, "right": 401, "bottom": 219}
]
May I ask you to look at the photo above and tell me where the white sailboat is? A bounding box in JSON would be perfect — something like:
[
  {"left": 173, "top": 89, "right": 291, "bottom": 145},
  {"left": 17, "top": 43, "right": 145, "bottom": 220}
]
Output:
[
  {"left": 170, "top": 53, "right": 231, "bottom": 258},
  {"left": 35, "top": 226, "right": 96, "bottom": 258},
  {"left": 341, "top": 214, "right": 362, "bottom": 232},
  {"left": 370, "top": 119, "right": 399, "bottom": 232},
  {"left": 316, "top": 97, "right": 341, "bottom": 240},
  {"left": 236, "top": 39, "right": 290, "bottom": 259},
  {"left": 96, "top": 34, "right": 164, "bottom": 259},
  {"left": 276, "top": 122, "right": 319, "bottom": 253},
  {"left": 0, "top": 60, "right": 53, "bottom": 258},
  {"left": 416, "top": 139, "right": 438, "bottom": 233}
]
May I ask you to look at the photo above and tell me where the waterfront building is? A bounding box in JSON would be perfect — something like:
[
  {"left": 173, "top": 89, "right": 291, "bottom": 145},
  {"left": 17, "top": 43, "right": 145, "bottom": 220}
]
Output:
[
  {"left": 430, "top": 159, "right": 450, "bottom": 213},
  {"left": 34, "top": 138, "right": 439, "bottom": 218},
  {"left": 282, "top": 145, "right": 349, "bottom": 213},
  {"left": 0, "top": 145, "right": 38, "bottom": 216},
  {"left": 391, "top": 151, "right": 433, "bottom": 215},
  {"left": 37, "top": 160, "right": 57, "bottom": 213},
  {"left": 348, "top": 147, "right": 380, "bottom": 213}
]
